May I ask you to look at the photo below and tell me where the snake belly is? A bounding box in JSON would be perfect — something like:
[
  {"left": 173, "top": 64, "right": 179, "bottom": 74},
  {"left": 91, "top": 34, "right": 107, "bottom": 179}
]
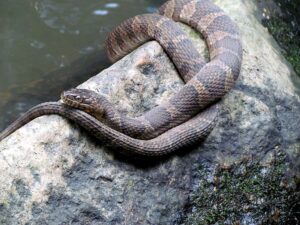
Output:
[
  {"left": 92, "top": 0, "right": 242, "bottom": 139},
  {"left": 0, "top": 0, "right": 242, "bottom": 156}
]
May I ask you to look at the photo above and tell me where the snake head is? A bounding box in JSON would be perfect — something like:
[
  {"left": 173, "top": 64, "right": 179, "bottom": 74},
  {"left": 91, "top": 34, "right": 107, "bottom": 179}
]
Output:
[{"left": 61, "top": 88, "right": 104, "bottom": 116}]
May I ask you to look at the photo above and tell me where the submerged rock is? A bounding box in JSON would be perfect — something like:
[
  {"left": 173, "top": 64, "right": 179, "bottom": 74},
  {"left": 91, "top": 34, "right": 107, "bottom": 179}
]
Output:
[{"left": 0, "top": 0, "right": 299, "bottom": 224}]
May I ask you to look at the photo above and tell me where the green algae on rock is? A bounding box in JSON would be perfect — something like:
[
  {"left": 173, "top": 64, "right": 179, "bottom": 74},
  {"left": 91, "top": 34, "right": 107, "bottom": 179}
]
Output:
[
  {"left": 256, "top": 0, "right": 300, "bottom": 77},
  {"left": 183, "top": 149, "right": 299, "bottom": 224}
]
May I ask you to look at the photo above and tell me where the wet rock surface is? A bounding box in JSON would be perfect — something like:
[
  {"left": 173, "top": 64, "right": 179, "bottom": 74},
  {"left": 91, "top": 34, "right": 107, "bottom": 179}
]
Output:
[{"left": 0, "top": 0, "right": 299, "bottom": 224}]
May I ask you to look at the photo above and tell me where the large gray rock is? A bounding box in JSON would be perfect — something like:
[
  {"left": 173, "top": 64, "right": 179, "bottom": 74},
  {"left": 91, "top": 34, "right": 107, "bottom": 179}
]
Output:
[{"left": 0, "top": 0, "right": 299, "bottom": 224}]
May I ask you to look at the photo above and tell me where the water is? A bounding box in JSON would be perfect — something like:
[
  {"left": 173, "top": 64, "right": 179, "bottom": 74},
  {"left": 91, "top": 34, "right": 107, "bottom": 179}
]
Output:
[{"left": 0, "top": 0, "right": 164, "bottom": 130}]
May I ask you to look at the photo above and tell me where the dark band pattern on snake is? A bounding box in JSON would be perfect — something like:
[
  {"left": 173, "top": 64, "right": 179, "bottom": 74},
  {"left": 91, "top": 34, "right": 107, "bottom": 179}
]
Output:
[{"left": 0, "top": 0, "right": 242, "bottom": 156}]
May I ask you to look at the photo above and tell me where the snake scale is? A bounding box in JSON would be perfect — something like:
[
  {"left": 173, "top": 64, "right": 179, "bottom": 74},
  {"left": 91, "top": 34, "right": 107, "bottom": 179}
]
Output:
[{"left": 0, "top": 0, "right": 242, "bottom": 156}]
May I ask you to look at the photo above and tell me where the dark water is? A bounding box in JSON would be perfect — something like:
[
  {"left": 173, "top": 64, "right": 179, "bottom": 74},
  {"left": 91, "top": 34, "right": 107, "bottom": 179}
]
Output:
[{"left": 0, "top": 0, "right": 164, "bottom": 130}]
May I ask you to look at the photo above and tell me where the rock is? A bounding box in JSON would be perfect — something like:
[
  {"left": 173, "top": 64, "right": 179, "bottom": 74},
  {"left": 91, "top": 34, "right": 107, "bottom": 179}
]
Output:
[{"left": 0, "top": 0, "right": 299, "bottom": 224}]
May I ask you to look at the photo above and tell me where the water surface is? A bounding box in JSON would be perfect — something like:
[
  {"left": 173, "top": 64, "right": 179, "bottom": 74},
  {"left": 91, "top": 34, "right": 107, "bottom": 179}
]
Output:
[{"left": 0, "top": 0, "right": 163, "bottom": 130}]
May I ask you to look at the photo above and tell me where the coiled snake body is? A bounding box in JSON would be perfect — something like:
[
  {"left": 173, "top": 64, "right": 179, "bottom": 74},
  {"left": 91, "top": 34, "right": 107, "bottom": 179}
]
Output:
[{"left": 0, "top": 0, "right": 242, "bottom": 156}]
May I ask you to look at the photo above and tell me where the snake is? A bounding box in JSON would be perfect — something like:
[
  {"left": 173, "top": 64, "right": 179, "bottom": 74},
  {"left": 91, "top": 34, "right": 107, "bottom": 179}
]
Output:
[{"left": 0, "top": 0, "right": 242, "bottom": 156}]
